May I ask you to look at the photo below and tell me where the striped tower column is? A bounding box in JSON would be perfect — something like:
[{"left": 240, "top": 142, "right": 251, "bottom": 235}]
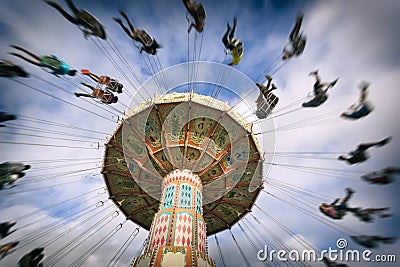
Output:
[{"left": 132, "top": 169, "right": 215, "bottom": 267}]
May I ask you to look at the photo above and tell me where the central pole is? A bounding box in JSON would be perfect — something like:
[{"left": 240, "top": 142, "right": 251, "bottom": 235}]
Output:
[{"left": 132, "top": 169, "right": 215, "bottom": 267}]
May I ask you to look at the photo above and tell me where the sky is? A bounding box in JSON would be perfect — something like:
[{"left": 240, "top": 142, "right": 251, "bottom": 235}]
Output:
[{"left": 0, "top": 0, "right": 399, "bottom": 266}]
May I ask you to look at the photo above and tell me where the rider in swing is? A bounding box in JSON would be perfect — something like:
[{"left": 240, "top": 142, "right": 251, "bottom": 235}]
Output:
[
  {"left": 303, "top": 70, "right": 338, "bottom": 107},
  {"left": 74, "top": 82, "right": 118, "bottom": 104},
  {"left": 9, "top": 45, "right": 76, "bottom": 77},
  {"left": 81, "top": 69, "right": 123, "bottom": 93},
  {"left": 182, "top": 0, "right": 206, "bottom": 33},
  {"left": 319, "top": 188, "right": 392, "bottom": 222},
  {"left": 114, "top": 10, "right": 162, "bottom": 55},
  {"left": 282, "top": 12, "right": 307, "bottom": 60},
  {"left": 338, "top": 137, "right": 391, "bottom": 165},
  {"left": 341, "top": 81, "right": 373, "bottom": 119},
  {"left": 222, "top": 17, "right": 244, "bottom": 66},
  {"left": 44, "top": 0, "right": 106, "bottom": 40},
  {"left": 255, "top": 75, "right": 279, "bottom": 119}
]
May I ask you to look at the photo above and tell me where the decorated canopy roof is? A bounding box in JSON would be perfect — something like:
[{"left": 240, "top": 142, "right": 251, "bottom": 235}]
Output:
[{"left": 102, "top": 92, "right": 264, "bottom": 235}]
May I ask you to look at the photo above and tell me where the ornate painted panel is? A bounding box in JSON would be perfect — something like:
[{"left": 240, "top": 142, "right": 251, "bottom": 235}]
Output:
[
  {"left": 173, "top": 212, "right": 194, "bottom": 247},
  {"left": 150, "top": 213, "right": 171, "bottom": 250},
  {"left": 179, "top": 184, "right": 193, "bottom": 209},
  {"left": 162, "top": 184, "right": 175, "bottom": 210},
  {"left": 197, "top": 218, "right": 206, "bottom": 254}
]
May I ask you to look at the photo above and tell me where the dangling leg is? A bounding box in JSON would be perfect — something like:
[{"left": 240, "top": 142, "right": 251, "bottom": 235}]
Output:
[
  {"left": 357, "top": 137, "right": 391, "bottom": 152},
  {"left": 338, "top": 155, "right": 349, "bottom": 162},
  {"left": 265, "top": 75, "right": 272, "bottom": 91},
  {"left": 229, "top": 17, "right": 237, "bottom": 40},
  {"left": 1, "top": 59, "right": 17, "bottom": 66},
  {"left": 74, "top": 92, "right": 93, "bottom": 98},
  {"left": 182, "top": 0, "right": 191, "bottom": 11},
  {"left": 314, "top": 72, "right": 322, "bottom": 85},
  {"left": 88, "top": 73, "right": 100, "bottom": 82},
  {"left": 66, "top": 0, "right": 79, "bottom": 15},
  {"left": 31, "top": 253, "right": 44, "bottom": 267},
  {"left": 340, "top": 188, "right": 355, "bottom": 205},
  {"left": 326, "top": 78, "right": 339, "bottom": 91},
  {"left": 289, "top": 12, "right": 303, "bottom": 42},
  {"left": 113, "top": 17, "right": 132, "bottom": 38},
  {"left": 356, "top": 143, "right": 376, "bottom": 151},
  {"left": 366, "top": 207, "right": 392, "bottom": 219},
  {"left": 81, "top": 82, "right": 96, "bottom": 91},
  {"left": 119, "top": 10, "right": 137, "bottom": 34},
  {"left": 385, "top": 166, "right": 400, "bottom": 174},
  {"left": 378, "top": 236, "right": 396, "bottom": 244},
  {"left": 0, "top": 113, "right": 16, "bottom": 123},
  {"left": 81, "top": 69, "right": 99, "bottom": 82},
  {"left": 257, "top": 76, "right": 273, "bottom": 98},
  {"left": 256, "top": 84, "right": 268, "bottom": 99},
  {"left": 8, "top": 53, "right": 41, "bottom": 67},
  {"left": 308, "top": 70, "right": 323, "bottom": 95},
  {"left": 4, "top": 229, "right": 16, "bottom": 238},
  {"left": 9, "top": 45, "right": 41, "bottom": 61},
  {"left": 364, "top": 207, "right": 389, "bottom": 214},
  {"left": 188, "top": 23, "right": 195, "bottom": 33},
  {"left": 222, "top": 23, "right": 231, "bottom": 48},
  {"left": 44, "top": 0, "right": 78, "bottom": 24}
]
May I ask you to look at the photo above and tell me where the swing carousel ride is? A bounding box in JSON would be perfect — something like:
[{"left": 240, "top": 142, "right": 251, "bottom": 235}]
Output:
[{"left": 0, "top": 0, "right": 399, "bottom": 267}]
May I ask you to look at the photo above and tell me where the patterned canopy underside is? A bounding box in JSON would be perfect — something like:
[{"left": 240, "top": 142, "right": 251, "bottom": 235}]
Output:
[{"left": 102, "top": 93, "right": 263, "bottom": 235}]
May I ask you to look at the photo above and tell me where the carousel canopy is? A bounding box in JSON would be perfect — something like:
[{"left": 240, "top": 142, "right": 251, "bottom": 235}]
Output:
[{"left": 102, "top": 92, "right": 263, "bottom": 235}]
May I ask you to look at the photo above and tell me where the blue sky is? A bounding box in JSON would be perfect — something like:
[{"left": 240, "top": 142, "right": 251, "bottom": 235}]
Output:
[{"left": 0, "top": 0, "right": 399, "bottom": 266}]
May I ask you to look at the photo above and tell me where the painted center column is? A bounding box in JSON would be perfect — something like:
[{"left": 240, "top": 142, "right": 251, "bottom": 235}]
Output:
[{"left": 132, "top": 169, "right": 215, "bottom": 267}]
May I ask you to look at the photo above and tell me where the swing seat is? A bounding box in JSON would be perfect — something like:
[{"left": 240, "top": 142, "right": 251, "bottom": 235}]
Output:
[
  {"left": 341, "top": 103, "right": 373, "bottom": 120},
  {"left": 138, "top": 32, "right": 154, "bottom": 47},
  {"left": 255, "top": 93, "right": 279, "bottom": 119},
  {"left": 92, "top": 88, "right": 105, "bottom": 99},
  {"left": 107, "top": 78, "right": 118, "bottom": 89},
  {"left": 92, "top": 89, "right": 115, "bottom": 104},
  {"left": 302, "top": 93, "right": 327, "bottom": 107},
  {"left": 265, "top": 93, "right": 279, "bottom": 109},
  {"left": 106, "top": 79, "right": 123, "bottom": 93},
  {"left": 256, "top": 108, "right": 269, "bottom": 119},
  {"left": 294, "top": 37, "right": 306, "bottom": 56}
]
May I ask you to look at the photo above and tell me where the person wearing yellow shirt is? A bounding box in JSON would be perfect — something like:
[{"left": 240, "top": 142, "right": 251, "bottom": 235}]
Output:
[{"left": 222, "top": 17, "right": 243, "bottom": 66}]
